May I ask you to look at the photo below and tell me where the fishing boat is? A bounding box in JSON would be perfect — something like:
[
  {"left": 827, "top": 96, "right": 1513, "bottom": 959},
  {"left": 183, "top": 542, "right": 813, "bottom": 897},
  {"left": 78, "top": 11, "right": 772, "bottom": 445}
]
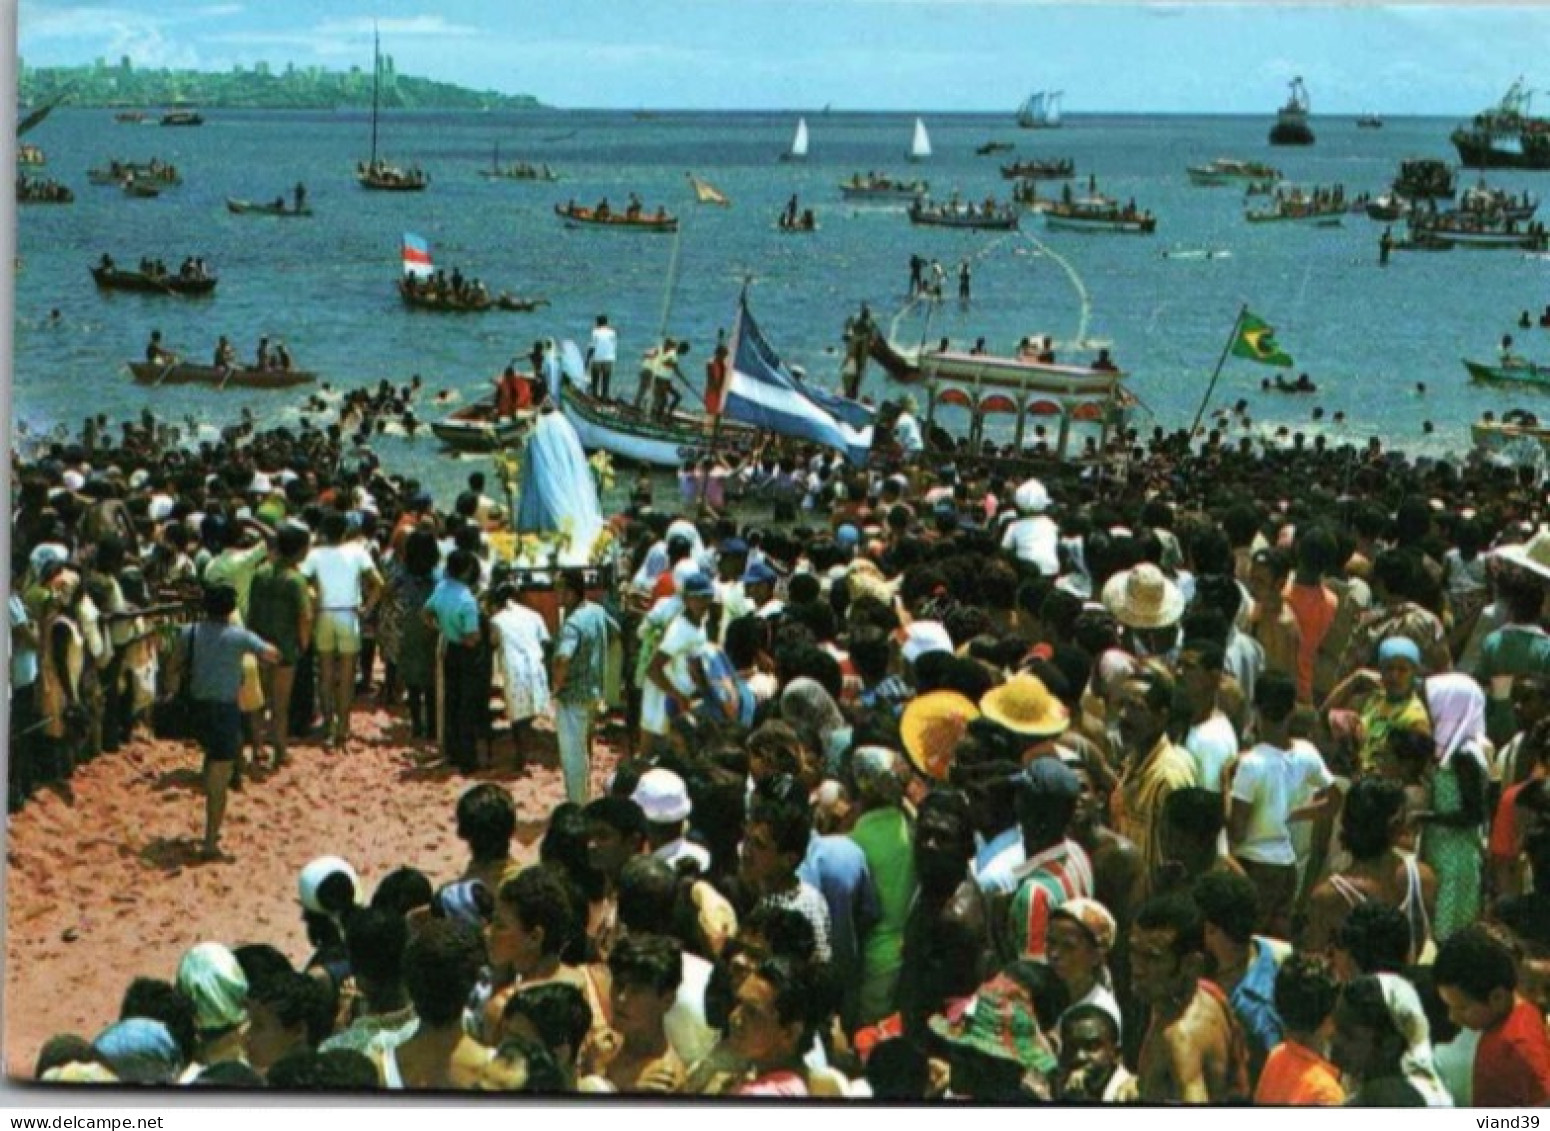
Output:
[
  {"left": 1000, "top": 158, "right": 1075, "bottom": 180},
  {"left": 16, "top": 176, "right": 72, "bottom": 204},
  {"left": 114, "top": 111, "right": 146, "bottom": 124},
  {"left": 975, "top": 141, "right": 1015, "bottom": 156},
  {"left": 839, "top": 173, "right": 929, "bottom": 201},
  {"left": 1011, "top": 180, "right": 1098, "bottom": 213},
  {"left": 1044, "top": 198, "right": 1156, "bottom": 234},
  {"left": 431, "top": 400, "right": 536, "bottom": 452},
  {"left": 560, "top": 384, "right": 720, "bottom": 467},
  {"left": 1459, "top": 180, "right": 1539, "bottom": 222},
  {"left": 397, "top": 278, "right": 547, "bottom": 313},
  {"left": 17, "top": 143, "right": 44, "bottom": 166},
  {"left": 907, "top": 198, "right": 1020, "bottom": 231},
  {"left": 780, "top": 118, "right": 810, "bottom": 162},
  {"left": 123, "top": 178, "right": 162, "bottom": 198},
  {"left": 907, "top": 118, "right": 932, "bottom": 163},
  {"left": 479, "top": 144, "right": 558, "bottom": 182},
  {"left": 687, "top": 173, "right": 730, "bottom": 206},
  {"left": 1187, "top": 158, "right": 1284, "bottom": 186},
  {"left": 1452, "top": 79, "right": 1550, "bottom": 170},
  {"left": 226, "top": 197, "right": 313, "bottom": 217},
  {"left": 1392, "top": 158, "right": 1456, "bottom": 200},
  {"left": 91, "top": 265, "right": 218, "bottom": 295},
  {"left": 1411, "top": 211, "right": 1547, "bottom": 250},
  {"left": 1268, "top": 77, "right": 1315, "bottom": 146},
  {"left": 160, "top": 109, "right": 203, "bottom": 127},
  {"left": 554, "top": 202, "right": 678, "bottom": 232},
  {"left": 1245, "top": 187, "right": 1348, "bottom": 224},
  {"left": 358, "top": 27, "right": 428, "bottom": 191},
  {"left": 87, "top": 161, "right": 180, "bottom": 186},
  {"left": 1465, "top": 357, "right": 1550, "bottom": 387},
  {"left": 126, "top": 361, "right": 315, "bottom": 389},
  {"left": 1016, "top": 90, "right": 1063, "bottom": 130},
  {"left": 1357, "top": 113, "right": 1384, "bottom": 129},
  {"left": 1366, "top": 193, "right": 1412, "bottom": 222}
]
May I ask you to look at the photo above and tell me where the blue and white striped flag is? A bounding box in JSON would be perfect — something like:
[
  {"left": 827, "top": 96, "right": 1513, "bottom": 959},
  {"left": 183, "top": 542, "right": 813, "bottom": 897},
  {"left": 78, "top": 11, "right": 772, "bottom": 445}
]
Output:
[{"left": 723, "top": 294, "right": 873, "bottom": 464}]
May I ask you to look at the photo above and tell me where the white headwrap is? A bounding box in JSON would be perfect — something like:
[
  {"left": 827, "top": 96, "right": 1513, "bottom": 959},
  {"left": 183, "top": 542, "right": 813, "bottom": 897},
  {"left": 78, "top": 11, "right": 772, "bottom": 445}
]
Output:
[
  {"left": 1424, "top": 673, "right": 1488, "bottom": 767},
  {"left": 1376, "top": 972, "right": 1454, "bottom": 1107}
]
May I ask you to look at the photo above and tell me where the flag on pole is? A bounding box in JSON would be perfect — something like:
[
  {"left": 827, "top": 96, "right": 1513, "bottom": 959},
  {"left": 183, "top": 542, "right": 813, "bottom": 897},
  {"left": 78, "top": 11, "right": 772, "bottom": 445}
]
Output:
[
  {"left": 1230, "top": 310, "right": 1294, "bottom": 367},
  {"left": 723, "top": 293, "right": 873, "bottom": 464},
  {"left": 401, "top": 232, "right": 434, "bottom": 279}
]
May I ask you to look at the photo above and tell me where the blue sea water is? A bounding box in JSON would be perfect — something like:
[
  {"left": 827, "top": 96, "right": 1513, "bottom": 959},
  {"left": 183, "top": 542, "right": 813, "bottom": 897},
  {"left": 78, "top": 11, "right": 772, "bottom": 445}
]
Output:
[{"left": 12, "top": 107, "right": 1549, "bottom": 496}]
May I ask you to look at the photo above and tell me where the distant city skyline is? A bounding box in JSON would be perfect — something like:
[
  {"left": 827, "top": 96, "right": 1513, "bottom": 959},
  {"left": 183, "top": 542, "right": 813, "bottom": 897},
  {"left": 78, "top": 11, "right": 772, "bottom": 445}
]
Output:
[{"left": 16, "top": 0, "right": 1550, "bottom": 116}]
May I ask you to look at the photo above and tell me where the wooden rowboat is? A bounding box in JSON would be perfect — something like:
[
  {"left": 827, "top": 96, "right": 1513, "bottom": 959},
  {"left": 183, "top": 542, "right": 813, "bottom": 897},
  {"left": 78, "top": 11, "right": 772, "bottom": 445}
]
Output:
[
  {"left": 91, "top": 266, "right": 217, "bottom": 295},
  {"left": 554, "top": 204, "right": 678, "bottom": 232},
  {"left": 1465, "top": 358, "right": 1550, "bottom": 388},
  {"left": 431, "top": 400, "right": 536, "bottom": 451},
  {"left": 226, "top": 198, "right": 313, "bottom": 217},
  {"left": 127, "top": 361, "right": 315, "bottom": 389}
]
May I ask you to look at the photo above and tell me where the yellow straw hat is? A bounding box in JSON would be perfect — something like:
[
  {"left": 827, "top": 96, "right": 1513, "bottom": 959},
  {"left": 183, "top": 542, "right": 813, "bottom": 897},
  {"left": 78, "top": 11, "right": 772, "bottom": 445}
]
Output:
[
  {"left": 978, "top": 674, "right": 1070, "bottom": 739},
  {"left": 901, "top": 691, "right": 981, "bottom": 781}
]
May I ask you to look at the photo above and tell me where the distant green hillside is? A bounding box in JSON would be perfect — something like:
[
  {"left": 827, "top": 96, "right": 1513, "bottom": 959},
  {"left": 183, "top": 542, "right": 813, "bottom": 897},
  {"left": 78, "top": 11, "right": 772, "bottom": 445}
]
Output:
[{"left": 18, "top": 60, "right": 541, "bottom": 111}]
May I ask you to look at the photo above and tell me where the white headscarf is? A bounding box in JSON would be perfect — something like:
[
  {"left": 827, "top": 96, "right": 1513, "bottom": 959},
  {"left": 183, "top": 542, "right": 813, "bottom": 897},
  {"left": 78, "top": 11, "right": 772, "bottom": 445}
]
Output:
[
  {"left": 1424, "top": 673, "right": 1488, "bottom": 767},
  {"left": 1376, "top": 972, "right": 1454, "bottom": 1107}
]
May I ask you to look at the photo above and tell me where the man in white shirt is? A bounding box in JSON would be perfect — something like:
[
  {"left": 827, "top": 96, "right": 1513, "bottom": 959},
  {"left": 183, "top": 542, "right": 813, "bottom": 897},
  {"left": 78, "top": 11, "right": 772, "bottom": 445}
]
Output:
[
  {"left": 300, "top": 510, "right": 383, "bottom": 749},
  {"left": 1000, "top": 477, "right": 1060, "bottom": 577},
  {"left": 633, "top": 768, "right": 712, "bottom": 873},
  {"left": 1228, "top": 672, "right": 1336, "bottom": 938},
  {"left": 586, "top": 313, "right": 618, "bottom": 400},
  {"left": 640, "top": 572, "right": 714, "bottom": 744},
  {"left": 1178, "top": 638, "right": 1239, "bottom": 794}
]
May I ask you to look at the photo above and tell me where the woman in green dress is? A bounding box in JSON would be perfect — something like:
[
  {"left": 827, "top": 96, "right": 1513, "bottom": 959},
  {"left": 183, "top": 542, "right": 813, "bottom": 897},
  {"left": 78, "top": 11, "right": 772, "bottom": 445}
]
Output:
[{"left": 1419, "top": 673, "right": 1489, "bottom": 943}]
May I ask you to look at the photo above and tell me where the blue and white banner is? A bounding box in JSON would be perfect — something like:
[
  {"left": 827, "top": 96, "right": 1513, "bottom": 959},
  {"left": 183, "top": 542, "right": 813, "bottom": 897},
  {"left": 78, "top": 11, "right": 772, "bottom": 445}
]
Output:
[{"left": 723, "top": 296, "right": 873, "bottom": 464}]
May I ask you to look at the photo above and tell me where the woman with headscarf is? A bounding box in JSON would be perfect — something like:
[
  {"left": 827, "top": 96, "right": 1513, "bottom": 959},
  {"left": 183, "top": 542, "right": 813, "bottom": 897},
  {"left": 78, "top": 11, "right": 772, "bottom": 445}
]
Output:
[
  {"left": 174, "top": 942, "right": 251, "bottom": 1082},
  {"left": 1329, "top": 972, "right": 1453, "bottom": 1106},
  {"left": 1420, "top": 673, "right": 1490, "bottom": 941},
  {"left": 780, "top": 677, "right": 851, "bottom": 780},
  {"left": 847, "top": 746, "right": 918, "bottom": 1025},
  {"left": 1322, "top": 635, "right": 1431, "bottom": 775}
]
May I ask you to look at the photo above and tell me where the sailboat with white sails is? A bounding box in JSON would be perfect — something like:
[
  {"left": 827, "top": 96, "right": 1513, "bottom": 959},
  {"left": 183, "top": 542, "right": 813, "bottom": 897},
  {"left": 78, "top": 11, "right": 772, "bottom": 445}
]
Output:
[
  {"left": 780, "top": 117, "right": 810, "bottom": 162},
  {"left": 1017, "top": 90, "right": 1064, "bottom": 129},
  {"left": 357, "top": 26, "right": 428, "bottom": 191},
  {"left": 907, "top": 118, "right": 932, "bottom": 162}
]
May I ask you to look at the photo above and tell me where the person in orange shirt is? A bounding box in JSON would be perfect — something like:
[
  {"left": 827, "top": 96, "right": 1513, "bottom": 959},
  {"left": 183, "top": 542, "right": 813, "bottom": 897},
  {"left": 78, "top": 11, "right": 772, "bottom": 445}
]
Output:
[
  {"left": 1255, "top": 952, "right": 1344, "bottom": 1105},
  {"left": 1285, "top": 527, "right": 1339, "bottom": 704}
]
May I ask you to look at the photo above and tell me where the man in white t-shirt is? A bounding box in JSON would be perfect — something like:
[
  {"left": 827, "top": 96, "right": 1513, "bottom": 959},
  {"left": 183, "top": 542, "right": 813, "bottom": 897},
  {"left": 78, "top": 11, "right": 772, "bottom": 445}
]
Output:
[
  {"left": 586, "top": 313, "right": 618, "bottom": 400},
  {"left": 1228, "top": 671, "right": 1335, "bottom": 938},
  {"left": 1178, "top": 639, "right": 1239, "bottom": 794},
  {"left": 1001, "top": 477, "right": 1061, "bottom": 578},
  {"left": 640, "top": 572, "right": 714, "bottom": 743},
  {"left": 300, "top": 510, "right": 383, "bottom": 748}
]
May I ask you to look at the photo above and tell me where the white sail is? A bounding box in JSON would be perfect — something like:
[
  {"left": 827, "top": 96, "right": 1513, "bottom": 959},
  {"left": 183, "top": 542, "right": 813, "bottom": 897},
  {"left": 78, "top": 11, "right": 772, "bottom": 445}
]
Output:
[
  {"left": 1047, "top": 91, "right": 1063, "bottom": 127},
  {"left": 910, "top": 117, "right": 932, "bottom": 160},
  {"left": 791, "top": 118, "right": 809, "bottom": 159}
]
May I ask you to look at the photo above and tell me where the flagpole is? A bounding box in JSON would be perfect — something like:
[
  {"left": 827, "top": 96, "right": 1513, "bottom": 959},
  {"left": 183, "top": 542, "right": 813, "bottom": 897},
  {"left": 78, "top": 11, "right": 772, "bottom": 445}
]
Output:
[{"left": 1187, "top": 303, "right": 1248, "bottom": 446}]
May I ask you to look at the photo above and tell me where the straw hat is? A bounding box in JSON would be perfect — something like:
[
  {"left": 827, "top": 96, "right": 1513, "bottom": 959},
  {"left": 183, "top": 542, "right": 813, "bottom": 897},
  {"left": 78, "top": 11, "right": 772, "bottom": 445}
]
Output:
[
  {"left": 979, "top": 674, "right": 1070, "bottom": 739},
  {"left": 1101, "top": 563, "right": 1185, "bottom": 630},
  {"left": 901, "top": 691, "right": 981, "bottom": 781},
  {"left": 1493, "top": 527, "right": 1550, "bottom": 582}
]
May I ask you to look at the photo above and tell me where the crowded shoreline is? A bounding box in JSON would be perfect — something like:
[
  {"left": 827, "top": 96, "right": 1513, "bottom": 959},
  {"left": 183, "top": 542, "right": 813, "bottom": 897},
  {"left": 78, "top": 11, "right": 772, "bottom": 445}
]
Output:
[{"left": 9, "top": 368, "right": 1550, "bottom": 1102}]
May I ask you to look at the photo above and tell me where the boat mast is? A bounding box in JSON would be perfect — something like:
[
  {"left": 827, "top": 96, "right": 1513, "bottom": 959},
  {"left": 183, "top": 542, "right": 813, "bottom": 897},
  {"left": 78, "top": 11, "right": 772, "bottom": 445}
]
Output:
[{"left": 369, "top": 24, "right": 381, "bottom": 167}]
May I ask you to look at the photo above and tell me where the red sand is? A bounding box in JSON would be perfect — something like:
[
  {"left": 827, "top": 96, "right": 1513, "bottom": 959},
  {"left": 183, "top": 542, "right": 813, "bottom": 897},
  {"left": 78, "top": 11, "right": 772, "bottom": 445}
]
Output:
[{"left": 3, "top": 706, "right": 616, "bottom": 1079}]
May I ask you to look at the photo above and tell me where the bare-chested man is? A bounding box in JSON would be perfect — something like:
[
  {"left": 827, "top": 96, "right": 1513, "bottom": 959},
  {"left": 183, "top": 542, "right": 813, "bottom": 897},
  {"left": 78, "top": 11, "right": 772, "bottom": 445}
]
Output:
[{"left": 1129, "top": 893, "right": 1250, "bottom": 1103}]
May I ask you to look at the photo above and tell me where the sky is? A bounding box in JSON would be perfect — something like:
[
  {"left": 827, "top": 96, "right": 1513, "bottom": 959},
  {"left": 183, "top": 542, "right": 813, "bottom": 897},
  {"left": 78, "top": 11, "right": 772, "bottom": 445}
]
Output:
[{"left": 13, "top": 0, "right": 1550, "bottom": 115}]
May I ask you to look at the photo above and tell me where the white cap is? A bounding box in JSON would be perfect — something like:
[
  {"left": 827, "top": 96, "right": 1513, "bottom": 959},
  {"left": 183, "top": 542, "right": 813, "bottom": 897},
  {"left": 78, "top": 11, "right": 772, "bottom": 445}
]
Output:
[
  {"left": 632, "top": 768, "right": 692, "bottom": 824},
  {"left": 61, "top": 470, "right": 85, "bottom": 491},
  {"left": 297, "top": 856, "right": 361, "bottom": 916},
  {"left": 1014, "top": 477, "right": 1050, "bottom": 513}
]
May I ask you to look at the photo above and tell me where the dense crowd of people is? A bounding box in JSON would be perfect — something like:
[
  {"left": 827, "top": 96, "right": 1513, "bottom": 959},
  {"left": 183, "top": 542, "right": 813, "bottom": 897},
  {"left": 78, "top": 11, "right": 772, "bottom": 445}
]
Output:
[{"left": 16, "top": 401, "right": 1550, "bottom": 1101}]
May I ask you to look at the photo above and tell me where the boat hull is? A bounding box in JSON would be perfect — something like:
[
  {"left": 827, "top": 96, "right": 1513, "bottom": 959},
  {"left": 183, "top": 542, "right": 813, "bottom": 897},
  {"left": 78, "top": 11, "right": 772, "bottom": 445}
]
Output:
[
  {"left": 907, "top": 205, "right": 1019, "bottom": 231},
  {"left": 1453, "top": 131, "right": 1550, "bottom": 171},
  {"left": 560, "top": 388, "right": 712, "bottom": 467},
  {"left": 431, "top": 403, "right": 535, "bottom": 451},
  {"left": 1000, "top": 161, "right": 1074, "bottom": 180},
  {"left": 127, "top": 361, "right": 315, "bottom": 389},
  {"left": 1465, "top": 359, "right": 1550, "bottom": 387},
  {"left": 840, "top": 183, "right": 927, "bottom": 201},
  {"left": 226, "top": 198, "right": 312, "bottom": 217},
  {"left": 358, "top": 172, "right": 427, "bottom": 191},
  {"left": 554, "top": 205, "right": 678, "bottom": 232},
  {"left": 91, "top": 267, "right": 217, "bottom": 295},
  {"left": 1044, "top": 211, "right": 1155, "bottom": 234}
]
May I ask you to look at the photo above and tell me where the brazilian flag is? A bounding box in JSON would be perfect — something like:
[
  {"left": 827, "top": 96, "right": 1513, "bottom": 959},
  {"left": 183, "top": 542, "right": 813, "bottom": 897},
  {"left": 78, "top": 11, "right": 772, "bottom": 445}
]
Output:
[{"left": 1231, "top": 311, "right": 1294, "bottom": 367}]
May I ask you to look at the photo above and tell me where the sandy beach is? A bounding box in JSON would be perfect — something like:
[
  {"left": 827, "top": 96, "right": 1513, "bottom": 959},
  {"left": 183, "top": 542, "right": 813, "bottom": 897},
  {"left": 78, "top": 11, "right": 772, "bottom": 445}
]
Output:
[{"left": 3, "top": 707, "right": 615, "bottom": 1079}]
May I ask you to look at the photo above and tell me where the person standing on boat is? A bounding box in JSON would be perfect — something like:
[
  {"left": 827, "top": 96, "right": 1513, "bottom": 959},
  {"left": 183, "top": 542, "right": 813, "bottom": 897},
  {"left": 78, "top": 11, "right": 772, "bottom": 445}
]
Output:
[
  {"left": 958, "top": 259, "right": 972, "bottom": 303},
  {"left": 213, "top": 335, "right": 238, "bottom": 370},
  {"left": 650, "top": 340, "right": 689, "bottom": 422},
  {"left": 704, "top": 342, "right": 730, "bottom": 417},
  {"left": 587, "top": 314, "right": 618, "bottom": 400},
  {"left": 294, "top": 182, "right": 306, "bottom": 213},
  {"left": 908, "top": 254, "right": 924, "bottom": 296}
]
